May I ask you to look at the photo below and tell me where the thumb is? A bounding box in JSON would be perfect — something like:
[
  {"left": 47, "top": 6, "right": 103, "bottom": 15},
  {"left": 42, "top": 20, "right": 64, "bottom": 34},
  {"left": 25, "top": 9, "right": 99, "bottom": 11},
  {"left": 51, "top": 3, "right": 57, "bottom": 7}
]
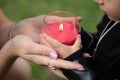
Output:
[
  {"left": 76, "top": 17, "right": 83, "bottom": 22},
  {"left": 73, "top": 35, "right": 82, "bottom": 49}
]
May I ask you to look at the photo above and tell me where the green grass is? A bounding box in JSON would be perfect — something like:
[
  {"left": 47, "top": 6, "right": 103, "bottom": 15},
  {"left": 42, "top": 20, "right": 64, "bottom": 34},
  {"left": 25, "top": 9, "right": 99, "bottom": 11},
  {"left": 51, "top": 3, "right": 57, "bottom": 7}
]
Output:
[{"left": 0, "top": 0, "right": 103, "bottom": 80}]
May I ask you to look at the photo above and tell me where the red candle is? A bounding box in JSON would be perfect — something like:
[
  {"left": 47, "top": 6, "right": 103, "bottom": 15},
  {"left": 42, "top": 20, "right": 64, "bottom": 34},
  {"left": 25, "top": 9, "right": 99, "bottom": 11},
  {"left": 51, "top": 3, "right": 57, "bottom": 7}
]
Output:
[{"left": 43, "top": 22, "right": 78, "bottom": 45}]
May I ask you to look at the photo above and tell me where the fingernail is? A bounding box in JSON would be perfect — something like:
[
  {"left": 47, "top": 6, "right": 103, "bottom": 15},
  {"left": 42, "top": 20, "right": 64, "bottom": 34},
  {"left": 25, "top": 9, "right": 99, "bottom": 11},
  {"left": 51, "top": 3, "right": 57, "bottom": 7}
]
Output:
[
  {"left": 77, "top": 67, "right": 85, "bottom": 71},
  {"left": 50, "top": 52, "right": 58, "bottom": 59}
]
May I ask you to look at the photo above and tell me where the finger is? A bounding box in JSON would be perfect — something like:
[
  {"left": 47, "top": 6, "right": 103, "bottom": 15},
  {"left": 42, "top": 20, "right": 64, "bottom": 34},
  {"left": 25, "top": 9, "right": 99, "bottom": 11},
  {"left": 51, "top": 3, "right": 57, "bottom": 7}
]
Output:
[
  {"left": 73, "top": 35, "right": 82, "bottom": 49},
  {"left": 21, "top": 55, "right": 84, "bottom": 70},
  {"left": 44, "top": 16, "right": 75, "bottom": 23},
  {"left": 57, "top": 17, "right": 82, "bottom": 23},
  {"left": 27, "top": 42, "right": 58, "bottom": 59},
  {"left": 83, "top": 53, "right": 92, "bottom": 57},
  {"left": 76, "top": 17, "right": 83, "bottom": 22},
  {"left": 39, "top": 34, "right": 52, "bottom": 47},
  {"left": 49, "top": 58, "right": 85, "bottom": 70},
  {"left": 57, "top": 17, "right": 82, "bottom": 26},
  {"left": 21, "top": 55, "right": 52, "bottom": 66},
  {"left": 13, "top": 35, "right": 58, "bottom": 59},
  {"left": 42, "top": 33, "right": 64, "bottom": 49},
  {"left": 40, "top": 34, "right": 58, "bottom": 59},
  {"left": 44, "top": 16, "right": 82, "bottom": 24}
]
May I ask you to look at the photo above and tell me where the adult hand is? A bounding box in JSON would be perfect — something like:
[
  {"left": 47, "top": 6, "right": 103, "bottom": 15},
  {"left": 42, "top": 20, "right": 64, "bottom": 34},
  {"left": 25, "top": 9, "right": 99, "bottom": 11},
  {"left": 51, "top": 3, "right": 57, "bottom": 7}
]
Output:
[
  {"left": 10, "top": 15, "right": 82, "bottom": 43},
  {"left": 40, "top": 33, "right": 82, "bottom": 59},
  {"left": 4, "top": 35, "right": 84, "bottom": 70}
]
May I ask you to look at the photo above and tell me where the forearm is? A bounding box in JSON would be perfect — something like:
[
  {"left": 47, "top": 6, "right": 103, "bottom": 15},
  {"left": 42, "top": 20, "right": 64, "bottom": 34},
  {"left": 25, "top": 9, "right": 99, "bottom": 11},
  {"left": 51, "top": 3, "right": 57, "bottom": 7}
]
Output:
[
  {"left": 0, "top": 9, "right": 14, "bottom": 48},
  {"left": 0, "top": 43, "right": 17, "bottom": 79},
  {"left": 0, "top": 9, "right": 14, "bottom": 26}
]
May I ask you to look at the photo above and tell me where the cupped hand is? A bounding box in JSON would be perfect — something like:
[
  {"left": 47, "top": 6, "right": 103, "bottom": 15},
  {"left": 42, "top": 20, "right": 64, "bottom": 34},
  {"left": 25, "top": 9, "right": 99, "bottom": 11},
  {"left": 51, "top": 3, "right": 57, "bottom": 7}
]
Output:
[
  {"left": 40, "top": 33, "right": 82, "bottom": 59},
  {"left": 10, "top": 15, "right": 82, "bottom": 43},
  {"left": 4, "top": 35, "right": 84, "bottom": 70},
  {"left": 6, "top": 35, "right": 56, "bottom": 58}
]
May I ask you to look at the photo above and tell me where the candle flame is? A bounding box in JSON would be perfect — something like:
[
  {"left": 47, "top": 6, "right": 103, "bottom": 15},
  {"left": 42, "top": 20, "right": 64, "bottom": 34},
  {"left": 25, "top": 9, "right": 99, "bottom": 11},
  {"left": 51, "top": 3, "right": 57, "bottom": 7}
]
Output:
[{"left": 59, "top": 23, "right": 64, "bottom": 31}]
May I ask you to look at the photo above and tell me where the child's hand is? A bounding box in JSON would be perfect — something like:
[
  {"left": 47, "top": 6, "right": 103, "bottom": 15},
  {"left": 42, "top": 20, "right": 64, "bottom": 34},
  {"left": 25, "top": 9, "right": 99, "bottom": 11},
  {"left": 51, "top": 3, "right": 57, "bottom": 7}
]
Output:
[{"left": 40, "top": 33, "right": 82, "bottom": 59}]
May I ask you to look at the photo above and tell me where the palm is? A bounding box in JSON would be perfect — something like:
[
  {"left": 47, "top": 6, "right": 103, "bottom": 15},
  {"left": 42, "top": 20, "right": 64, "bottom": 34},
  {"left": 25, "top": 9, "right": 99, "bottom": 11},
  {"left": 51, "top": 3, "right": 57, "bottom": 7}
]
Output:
[{"left": 11, "top": 15, "right": 45, "bottom": 43}]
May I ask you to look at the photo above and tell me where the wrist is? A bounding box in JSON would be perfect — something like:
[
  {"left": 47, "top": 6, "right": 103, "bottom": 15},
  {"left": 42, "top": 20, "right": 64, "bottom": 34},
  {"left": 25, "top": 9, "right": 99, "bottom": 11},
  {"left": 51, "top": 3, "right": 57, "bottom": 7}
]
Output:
[
  {"left": 1, "top": 40, "right": 18, "bottom": 59},
  {"left": 0, "top": 41, "right": 18, "bottom": 79},
  {"left": 0, "top": 22, "right": 14, "bottom": 49},
  {"left": 0, "top": 9, "right": 14, "bottom": 48},
  {"left": 64, "top": 49, "right": 83, "bottom": 61}
]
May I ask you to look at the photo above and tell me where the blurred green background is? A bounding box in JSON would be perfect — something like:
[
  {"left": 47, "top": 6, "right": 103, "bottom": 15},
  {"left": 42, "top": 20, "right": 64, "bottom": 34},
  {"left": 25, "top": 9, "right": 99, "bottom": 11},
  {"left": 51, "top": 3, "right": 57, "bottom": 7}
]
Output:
[{"left": 0, "top": 0, "right": 103, "bottom": 80}]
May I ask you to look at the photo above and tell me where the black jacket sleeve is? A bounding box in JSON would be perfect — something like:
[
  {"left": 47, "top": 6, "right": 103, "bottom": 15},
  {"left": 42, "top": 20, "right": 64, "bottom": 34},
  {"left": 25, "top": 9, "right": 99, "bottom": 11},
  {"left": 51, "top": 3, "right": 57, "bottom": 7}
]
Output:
[
  {"left": 61, "top": 49, "right": 96, "bottom": 80},
  {"left": 81, "top": 15, "right": 110, "bottom": 55},
  {"left": 61, "top": 15, "right": 109, "bottom": 80}
]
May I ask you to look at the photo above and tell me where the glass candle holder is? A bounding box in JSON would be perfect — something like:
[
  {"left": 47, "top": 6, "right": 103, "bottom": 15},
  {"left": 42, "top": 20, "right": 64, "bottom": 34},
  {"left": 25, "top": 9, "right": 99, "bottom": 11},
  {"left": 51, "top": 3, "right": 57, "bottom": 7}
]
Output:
[{"left": 43, "top": 11, "right": 80, "bottom": 45}]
